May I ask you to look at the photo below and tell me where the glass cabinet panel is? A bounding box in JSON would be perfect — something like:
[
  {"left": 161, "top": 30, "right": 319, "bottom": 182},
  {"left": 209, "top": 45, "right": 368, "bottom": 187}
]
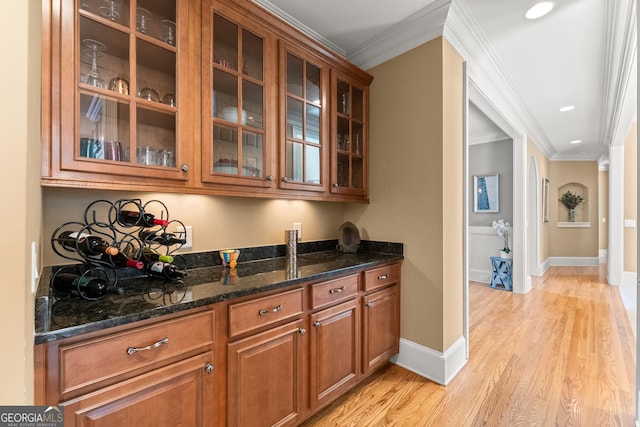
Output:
[
  {"left": 332, "top": 76, "right": 367, "bottom": 194},
  {"left": 76, "top": 0, "right": 179, "bottom": 169},
  {"left": 209, "top": 13, "right": 265, "bottom": 179},
  {"left": 283, "top": 52, "right": 322, "bottom": 185}
]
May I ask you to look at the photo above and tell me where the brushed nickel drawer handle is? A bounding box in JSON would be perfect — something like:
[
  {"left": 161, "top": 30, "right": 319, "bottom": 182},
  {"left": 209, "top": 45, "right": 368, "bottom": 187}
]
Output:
[
  {"left": 329, "top": 286, "right": 345, "bottom": 294},
  {"left": 378, "top": 274, "right": 389, "bottom": 280},
  {"left": 258, "top": 304, "right": 282, "bottom": 316},
  {"left": 126, "top": 337, "right": 169, "bottom": 355}
]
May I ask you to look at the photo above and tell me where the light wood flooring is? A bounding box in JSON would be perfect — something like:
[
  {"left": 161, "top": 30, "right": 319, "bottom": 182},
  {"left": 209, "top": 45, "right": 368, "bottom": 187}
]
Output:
[{"left": 302, "top": 266, "right": 636, "bottom": 426}]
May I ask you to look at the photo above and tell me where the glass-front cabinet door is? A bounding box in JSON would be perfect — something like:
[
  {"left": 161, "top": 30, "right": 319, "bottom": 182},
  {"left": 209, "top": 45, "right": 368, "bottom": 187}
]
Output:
[
  {"left": 331, "top": 70, "right": 368, "bottom": 198},
  {"left": 202, "top": 6, "right": 273, "bottom": 188},
  {"left": 279, "top": 43, "right": 328, "bottom": 193},
  {"left": 57, "top": 0, "right": 190, "bottom": 181}
]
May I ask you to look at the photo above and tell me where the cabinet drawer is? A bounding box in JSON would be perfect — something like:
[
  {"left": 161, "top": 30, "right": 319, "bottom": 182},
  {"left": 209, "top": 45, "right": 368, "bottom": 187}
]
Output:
[
  {"left": 311, "top": 275, "right": 358, "bottom": 309},
  {"left": 229, "top": 288, "right": 304, "bottom": 338},
  {"left": 59, "top": 310, "right": 215, "bottom": 397},
  {"left": 363, "top": 263, "right": 401, "bottom": 292}
]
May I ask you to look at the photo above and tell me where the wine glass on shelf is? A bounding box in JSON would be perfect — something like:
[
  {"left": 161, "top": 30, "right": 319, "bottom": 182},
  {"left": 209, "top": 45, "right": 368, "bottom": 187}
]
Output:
[
  {"left": 99, "top": 0, "right": 122, "bottom": 22},
  {"left": 136, "top": 8, "right": 152, "bottom": 34},
  {"left": 159, "top": 20, "right": 176, "bottom": 46},
  {"left": 82, "top": 38, "right": 107, "bottom": 89}
]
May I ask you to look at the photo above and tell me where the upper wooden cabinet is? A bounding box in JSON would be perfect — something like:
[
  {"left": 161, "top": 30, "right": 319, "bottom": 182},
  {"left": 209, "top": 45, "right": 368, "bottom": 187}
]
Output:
[
  {"left": 43, "top": 0, "right": 195, "bottom": 189},
  {"left": 201, "top": 4, "right": 276, "bottom": 189},
  {"left": 42, "top": 0, "right": 373, "bottom": 201},
  {"left": 278, "top": 41, "right": 330, "bottom": 194},
  {"left": 331, "top": 70, "right": 369, "bottom": 198}
]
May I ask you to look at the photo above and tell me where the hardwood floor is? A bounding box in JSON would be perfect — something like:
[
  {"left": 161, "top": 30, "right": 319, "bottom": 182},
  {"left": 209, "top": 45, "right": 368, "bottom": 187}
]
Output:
[{"left": 301, "top": 266, "right": 636, "bottom": 426}]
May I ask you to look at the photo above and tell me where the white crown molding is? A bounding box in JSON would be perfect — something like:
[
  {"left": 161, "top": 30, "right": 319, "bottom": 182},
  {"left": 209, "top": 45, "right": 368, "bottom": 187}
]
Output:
[
  {"left": 550, "top": 152, "right": 603, "bottom": 161},
  {"left": 599, "top": 0, "right": 637, "bottom": 148},
  {"left": 445, "top": 0, "right": 555, "bottom": 160},
  {"left": 346, "top": 0, "right": 451, "bottom": 71},
  {"left": 252, "top": 0, "right": 346, "bottom": 57}
]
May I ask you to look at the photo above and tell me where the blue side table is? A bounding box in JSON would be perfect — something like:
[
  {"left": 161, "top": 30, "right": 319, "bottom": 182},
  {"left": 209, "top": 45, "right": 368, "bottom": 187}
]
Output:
[{"left": 490, "top": 256, "right": 512, "bottom": 291}]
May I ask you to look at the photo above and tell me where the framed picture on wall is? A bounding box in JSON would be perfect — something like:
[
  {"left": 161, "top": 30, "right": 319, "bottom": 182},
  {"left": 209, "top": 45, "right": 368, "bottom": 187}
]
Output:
[
  {"left": 474, "top": 173, "right": 499, "bottom": 213},
  {"left": 542, "top": 177, "right": 549, "bottom": 223}
]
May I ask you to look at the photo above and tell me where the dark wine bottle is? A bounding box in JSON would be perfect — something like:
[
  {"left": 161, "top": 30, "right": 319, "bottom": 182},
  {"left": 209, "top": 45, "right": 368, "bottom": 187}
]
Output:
[
  {"left": 59, "top": 231, "right": 118, "bottom": 256},
  {"left": 140, "top": 247, "right": 174, "bottom": 264},
  {"left": 102, "top": 252, "right": 144, "bottom": 270},
  {"left": 139, "top": 229, "right": 187, "bottom": 246},
  {"left": 118, "top": 210, "right": 169, "bottom": 227},
  {"left": 145, "top": 261, "right": 186, "bottom": 281},
  {"left": 52, "top": 273, "right": 124, "bottom": 298}
]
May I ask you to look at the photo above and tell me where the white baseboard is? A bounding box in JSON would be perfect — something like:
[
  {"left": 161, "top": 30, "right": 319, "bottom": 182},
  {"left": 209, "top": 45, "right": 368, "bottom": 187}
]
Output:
[
  {"left": 391, "top": 336, "right": 467, "bottom": 386},
  {"left": 548, "top": 257, "right": 600, "bottom": 267},
  {"left": 599, "top": 249, "right": 608, "bottom": 260},
  {"left": 469, "top": 269, "right": 491, "bottom": 284},
  {"left": 623, "top": 271, "right": 637, "bottom": 287}
]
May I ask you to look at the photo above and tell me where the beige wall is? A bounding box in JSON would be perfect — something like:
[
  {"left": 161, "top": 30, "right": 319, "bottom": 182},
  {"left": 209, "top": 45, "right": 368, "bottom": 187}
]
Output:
[
  {"left": 599, "top": 170, "right": 608, "bottom": 251},
  {"left": 345, "top": 37, "right": 464, "bottom": 352},
  {"left": 1, "top": 1, "right": 41, "bottom": 404},
  {"left": 43, "top": 189, "right": 346, "bottom": 266},
  {"left": 623, "top": 122, "right": 637, "bottom": 272},
  {"left": 527, "top": 137, "right": 550, "bottom": 262},
  {"left": 548, "top": 161, "right": 599, "bottom": 257}
]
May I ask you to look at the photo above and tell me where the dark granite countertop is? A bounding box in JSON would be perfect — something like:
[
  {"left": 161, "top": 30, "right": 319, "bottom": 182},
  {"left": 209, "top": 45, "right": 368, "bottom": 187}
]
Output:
[{"left": 35, "top": 241, "right": 403, "bottom": 345}]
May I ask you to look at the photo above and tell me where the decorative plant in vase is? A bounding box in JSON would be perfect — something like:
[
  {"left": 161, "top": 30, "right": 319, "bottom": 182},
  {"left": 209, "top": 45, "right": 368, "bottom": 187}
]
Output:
[
  {"left": 559, "top": 191, "right": 584, "bottom": 222},
  {"left": 491, "top": 219, "right": 511, "bottom": 258}
]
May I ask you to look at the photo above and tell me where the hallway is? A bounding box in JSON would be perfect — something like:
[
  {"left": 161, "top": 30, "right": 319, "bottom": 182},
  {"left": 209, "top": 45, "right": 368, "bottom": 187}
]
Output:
[{"left": 302, "top": 266, "right": 636, "bottom": 426}]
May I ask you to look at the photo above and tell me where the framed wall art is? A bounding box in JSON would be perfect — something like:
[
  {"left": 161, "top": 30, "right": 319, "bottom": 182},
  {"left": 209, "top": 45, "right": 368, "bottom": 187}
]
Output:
[{"left": 474, "top": 173, "right": 499, "bottom": 213}]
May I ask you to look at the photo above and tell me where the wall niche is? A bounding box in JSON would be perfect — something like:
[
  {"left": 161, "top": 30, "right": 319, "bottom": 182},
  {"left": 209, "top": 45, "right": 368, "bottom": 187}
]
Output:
[{"left": 557, "top": 182, "right": 590, "bottom": 227}]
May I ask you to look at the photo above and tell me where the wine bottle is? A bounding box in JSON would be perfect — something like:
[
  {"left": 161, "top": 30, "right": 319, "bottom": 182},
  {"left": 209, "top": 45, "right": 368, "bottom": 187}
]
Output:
[
  {"left": 52, "top": 273, "right": 124, "bottom": 298},
  {"left": 58, "top": 231, "right": 118, "bottom": 257},
  {"left": 118, "top": 210, "right": 169, "bottom": 227},
  {"left": 102, "top": 252, "right": 144, "bottom": 270},
  {"left": 145, "top": 261, "right": 186, "bottom": 280},
  {"left": 140, "top": 247, "right": 174, "bottom": 264},
  {"left": 139, "top": 229, "right": 187, "bottom": 246}
]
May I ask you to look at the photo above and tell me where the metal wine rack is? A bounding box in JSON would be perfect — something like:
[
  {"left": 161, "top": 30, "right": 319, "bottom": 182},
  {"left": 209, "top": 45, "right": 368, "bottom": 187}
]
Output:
[{"left": 50, "top": 198, "right": 188, "bottom": 300}]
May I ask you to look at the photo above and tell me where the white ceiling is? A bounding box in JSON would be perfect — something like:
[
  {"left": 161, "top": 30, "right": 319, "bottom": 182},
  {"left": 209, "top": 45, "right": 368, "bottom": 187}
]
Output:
[{"left": 254, "top": 0, "right": 637, "bottom": 161}]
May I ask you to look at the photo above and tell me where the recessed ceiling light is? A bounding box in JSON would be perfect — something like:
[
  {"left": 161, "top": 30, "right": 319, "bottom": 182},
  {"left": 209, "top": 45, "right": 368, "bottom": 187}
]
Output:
[
  {"left": 560, "top": 105, "right": 575, "bottom": 112},
  {"left": 570, "top": 139, "right": 582, "bottom": 144},
  {"left": 525, "top": 2, "right": 554, "bottom": 19}
]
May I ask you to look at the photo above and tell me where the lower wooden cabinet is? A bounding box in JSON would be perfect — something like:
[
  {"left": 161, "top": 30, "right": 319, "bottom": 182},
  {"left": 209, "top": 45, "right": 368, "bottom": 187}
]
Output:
[
  {"left": 227, "top": 319, "right": 307, "bottom": 427},
  {"left": 309, "top": 298, "right": 359, "bottom": 410},
  {"left": 363, "top": 284, "right": 400, "bottom": 375},
  {"left": 36, "top": 263, "right": 401, "bottom": 427},
  {"left": 62, "top": 352, "right": 215, "bottom": 426}
]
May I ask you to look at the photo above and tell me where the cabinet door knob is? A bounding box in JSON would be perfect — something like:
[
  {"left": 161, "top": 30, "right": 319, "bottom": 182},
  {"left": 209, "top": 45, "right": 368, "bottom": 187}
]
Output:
[
  {"left": 313, "top": 321, "right": 321, "bottom": 327},
  {"left": 299, "top": 328, "right": 306, "bottom": 335},
  {"left": 365, "top": 301, "right": 373, "bottom": 308},
  {"left": 282, "top": 177, "right": 289, "bottom": 182},
  {"left": 181, "top": 164, "right": 189, "bottom": 172},
  {"left": 204, "top": 363, "right": 214, "bottom": 374},
  {"left": 266, "top": 175, "right": 273, "bottom": 181},
  {"left": 333, "top": 183, "right": 339, "bottom": 188}
]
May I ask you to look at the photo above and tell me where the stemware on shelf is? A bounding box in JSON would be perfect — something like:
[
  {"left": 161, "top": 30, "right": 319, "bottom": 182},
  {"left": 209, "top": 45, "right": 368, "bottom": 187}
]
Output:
[
  {"left": 160, "top": 20, "right": 176, "bottom": 46},
  {"left": 99, "top": 0, "right": 122, "bottom": 22},
  {"left": 82, "top": 38, "right": 107, "bottom": 88},
  {"left": 136, "top": 8, "right": 152, "bottom": 34}
]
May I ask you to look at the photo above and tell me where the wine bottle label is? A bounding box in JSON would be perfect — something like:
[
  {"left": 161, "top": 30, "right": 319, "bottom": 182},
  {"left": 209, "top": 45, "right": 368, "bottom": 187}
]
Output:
[
  {"left": 150, "top": 261, "right": 165, "bottom": 274},
  {"left": 68, "top": 231, "right": 90, "bottom": 239}
]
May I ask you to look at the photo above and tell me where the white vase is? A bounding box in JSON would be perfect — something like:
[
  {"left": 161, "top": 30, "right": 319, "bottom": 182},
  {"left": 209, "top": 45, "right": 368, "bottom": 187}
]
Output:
[{"left": 500, "top": 251, "right": 512, "bottom": 259}]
